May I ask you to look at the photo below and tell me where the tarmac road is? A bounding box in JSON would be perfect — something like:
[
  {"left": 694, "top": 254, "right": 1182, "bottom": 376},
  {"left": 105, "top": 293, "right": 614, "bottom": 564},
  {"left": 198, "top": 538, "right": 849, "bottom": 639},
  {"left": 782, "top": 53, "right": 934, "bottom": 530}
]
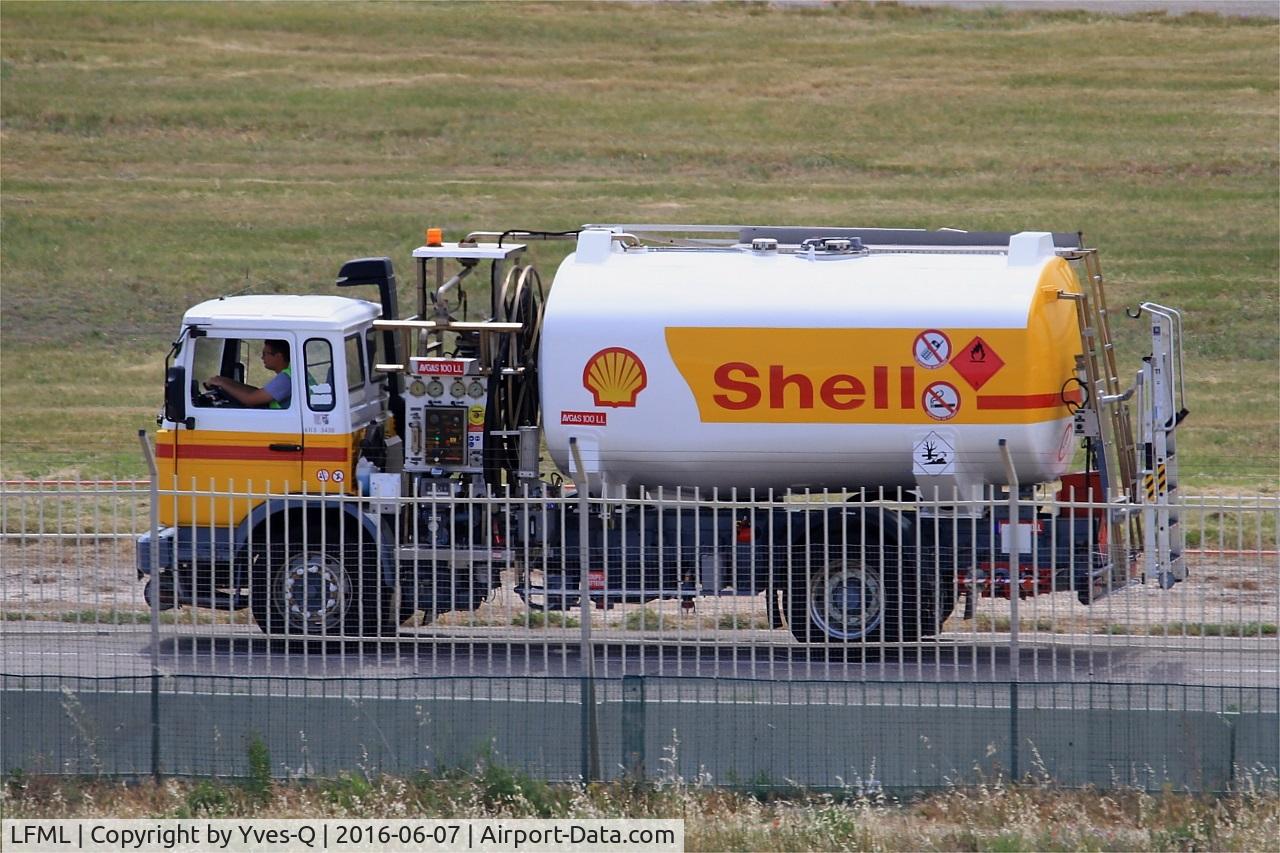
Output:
[{"left": 3, "top": 622, "right": 1275, "bottom": 694}]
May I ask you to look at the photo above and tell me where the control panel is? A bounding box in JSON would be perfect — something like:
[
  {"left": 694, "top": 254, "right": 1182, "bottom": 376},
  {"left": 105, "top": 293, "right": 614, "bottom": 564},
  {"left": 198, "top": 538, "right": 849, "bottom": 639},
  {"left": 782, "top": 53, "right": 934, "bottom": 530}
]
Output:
[{"left": 403, "top": 358, "right": 488, "bottom": 472}]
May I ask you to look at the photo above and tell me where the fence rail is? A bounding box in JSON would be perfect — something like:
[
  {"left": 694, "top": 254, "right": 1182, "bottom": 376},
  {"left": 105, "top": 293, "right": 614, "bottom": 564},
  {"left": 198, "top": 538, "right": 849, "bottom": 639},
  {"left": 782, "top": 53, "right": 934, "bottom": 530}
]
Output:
[
  {"left": 3, "top": 480, "right": 1275, "bottom": 679},
  {"left": 2, "top": 480, "right": 1276, "bottom": 787}
]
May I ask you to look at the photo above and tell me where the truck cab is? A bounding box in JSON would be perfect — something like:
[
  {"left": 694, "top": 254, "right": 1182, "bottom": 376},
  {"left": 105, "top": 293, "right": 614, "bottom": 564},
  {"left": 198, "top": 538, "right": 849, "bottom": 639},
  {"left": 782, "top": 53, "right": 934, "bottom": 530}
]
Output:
[
  {"left": 141, "top": 293, "right": 422, "bottom": 638},
  {"left": 158, "top": 294, "right": 390, "bottom": 525}
]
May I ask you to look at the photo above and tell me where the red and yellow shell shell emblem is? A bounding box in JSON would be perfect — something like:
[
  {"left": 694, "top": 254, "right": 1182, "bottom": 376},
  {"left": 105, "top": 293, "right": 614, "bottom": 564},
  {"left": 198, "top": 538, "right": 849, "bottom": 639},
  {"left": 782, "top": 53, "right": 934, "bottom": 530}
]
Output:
[{"left": 583, "top": 347, "right": 648, "bottom": 408}]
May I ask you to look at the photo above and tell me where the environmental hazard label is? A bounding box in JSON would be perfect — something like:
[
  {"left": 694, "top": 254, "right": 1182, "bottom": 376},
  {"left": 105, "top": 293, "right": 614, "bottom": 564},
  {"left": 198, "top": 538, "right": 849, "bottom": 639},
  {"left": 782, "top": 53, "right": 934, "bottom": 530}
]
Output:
[{"left": 913, "top": 431, "right": 956, "bottom": 476}]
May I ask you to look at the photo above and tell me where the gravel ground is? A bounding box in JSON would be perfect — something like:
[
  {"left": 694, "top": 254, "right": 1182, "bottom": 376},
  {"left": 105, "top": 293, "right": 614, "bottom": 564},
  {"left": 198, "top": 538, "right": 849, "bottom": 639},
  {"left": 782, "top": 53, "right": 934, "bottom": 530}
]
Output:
[{"left": 2, "top": 540, "right": 1274, "bottom": 641}]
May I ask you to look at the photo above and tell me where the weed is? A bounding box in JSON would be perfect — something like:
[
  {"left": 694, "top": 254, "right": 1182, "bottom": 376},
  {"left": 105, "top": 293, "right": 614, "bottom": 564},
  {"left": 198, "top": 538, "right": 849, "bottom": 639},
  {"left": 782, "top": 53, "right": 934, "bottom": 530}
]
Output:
[
  {"left": 623, "top": 609, "right": 667, "bottom": 632},
  {"left": 512, "top": 611, "right": 579, "bottom": 629},
  {"left": 242, "top": 734, "right": 273, "bottom": 806},
  {"left": 185, "top": 780, "right": 234, "bottom": 817},
  {"left": 713, "top": 613, "right": 772, "bottom": 631},
  {"left": 6, "top": 768, "right": 28, "bottom": 797},
  {"left": 1148, "top": 621, "right": 1278, "bottom": 637},
  {"left": 321, "top": 772, "right": 373, "bottom": 812},
  {"left": 970, "top": 615, "right": 1065, "bottom": 634},
  {"left": 2, "top": 772, "right": 1277, "bottom": 850},
  {"left": 1099, "top": 621, "right": 1279, "bottom": 637},
  {"left": 475, "top": 760, "right": 568, "bottom": 819},
  {"left": 58, "top": 687, "right": 103, "bottom": 776},
  {"left": 2, "top": 609, "right": 240, "bottom": 625}
]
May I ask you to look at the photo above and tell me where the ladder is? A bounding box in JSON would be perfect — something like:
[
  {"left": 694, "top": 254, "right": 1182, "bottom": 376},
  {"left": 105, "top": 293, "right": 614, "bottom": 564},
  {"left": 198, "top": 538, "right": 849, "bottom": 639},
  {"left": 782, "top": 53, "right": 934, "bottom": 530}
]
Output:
[
  {"left": 1060, "top": 250, "right": 1143, "bottom": 587},
  {"left": 1063, "top": 250, "right": 1141, "bottom": 500},
  {"left": 1135, "top": 303, "right": 1188, "bottom": 587}
]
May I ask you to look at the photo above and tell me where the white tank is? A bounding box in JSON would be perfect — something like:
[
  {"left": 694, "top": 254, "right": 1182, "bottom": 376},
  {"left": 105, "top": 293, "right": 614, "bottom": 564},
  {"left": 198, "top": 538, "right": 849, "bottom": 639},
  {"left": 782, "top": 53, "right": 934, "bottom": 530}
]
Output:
[{"left": 540, "top": 229, "right": 1085, "bottom": 495}]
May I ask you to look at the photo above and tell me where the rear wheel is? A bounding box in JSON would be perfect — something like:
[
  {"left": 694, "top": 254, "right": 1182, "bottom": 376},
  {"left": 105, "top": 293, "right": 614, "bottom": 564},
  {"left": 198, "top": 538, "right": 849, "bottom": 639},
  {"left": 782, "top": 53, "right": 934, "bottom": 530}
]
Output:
[
  {"left": 786, "top": 548, "right": 937, "bottom": 645},
  {"left": 250, "top": 540, "right": 398, "bottom": 639}
]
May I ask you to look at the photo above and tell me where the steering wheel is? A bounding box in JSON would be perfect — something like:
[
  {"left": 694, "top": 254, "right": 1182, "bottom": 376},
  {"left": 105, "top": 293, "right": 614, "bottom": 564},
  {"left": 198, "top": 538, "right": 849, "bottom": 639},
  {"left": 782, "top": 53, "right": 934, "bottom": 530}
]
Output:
[{"left": 197, "top": 383, "right": 233, "bottom": 407}]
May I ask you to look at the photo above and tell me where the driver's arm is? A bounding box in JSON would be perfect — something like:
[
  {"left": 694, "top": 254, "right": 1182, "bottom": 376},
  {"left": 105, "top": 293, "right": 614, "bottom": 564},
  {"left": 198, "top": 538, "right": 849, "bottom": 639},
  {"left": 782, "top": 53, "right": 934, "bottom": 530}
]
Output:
[{"left": 206, "top": 375, "right": 274, "bottom": 407}]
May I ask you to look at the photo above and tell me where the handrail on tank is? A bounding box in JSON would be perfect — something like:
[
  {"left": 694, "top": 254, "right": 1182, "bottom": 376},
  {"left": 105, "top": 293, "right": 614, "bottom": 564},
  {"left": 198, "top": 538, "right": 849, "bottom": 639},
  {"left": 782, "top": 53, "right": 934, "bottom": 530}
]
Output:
[
  {"left": 585, "top": 224, "right": 1084, "bottom": 252},
  {"left": 462, "top": 230, "right": 577, "bottom": 244}
]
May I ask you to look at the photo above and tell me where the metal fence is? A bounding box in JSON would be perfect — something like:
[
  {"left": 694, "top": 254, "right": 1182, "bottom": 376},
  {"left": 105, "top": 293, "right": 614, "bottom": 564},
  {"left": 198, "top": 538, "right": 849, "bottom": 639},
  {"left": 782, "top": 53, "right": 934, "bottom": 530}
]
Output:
[{"left": 1, "top": 480, "right": 1277, "bottom": 791}]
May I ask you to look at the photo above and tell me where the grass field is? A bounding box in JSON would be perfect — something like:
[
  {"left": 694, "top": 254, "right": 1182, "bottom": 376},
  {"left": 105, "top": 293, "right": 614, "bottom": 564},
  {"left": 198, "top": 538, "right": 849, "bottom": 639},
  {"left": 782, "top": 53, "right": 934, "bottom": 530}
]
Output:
[{"left": 1, "top": 2, "right": 1276, "bottom": 487}]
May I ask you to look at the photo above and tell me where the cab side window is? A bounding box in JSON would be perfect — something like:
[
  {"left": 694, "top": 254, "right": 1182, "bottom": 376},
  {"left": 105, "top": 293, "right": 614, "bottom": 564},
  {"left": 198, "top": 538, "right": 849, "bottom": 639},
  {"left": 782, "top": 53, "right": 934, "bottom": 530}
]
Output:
[
  {"left": 191, "top": 338, "right": 226, "bottom": 406},
  {"left": 192, "top": 337, "right": 296, "bottom": 410},
  {"left": 344, "top": 334, "right": 365, "bottom": 392},
  {"left": 305, "top": 339, "right": 335, "bottom": 412},
  {"left": 239, "top": 339, "right": 281, "bottom": 397},
  {"left": 365, "top": 330, "right": 384, "bottom": 384}
]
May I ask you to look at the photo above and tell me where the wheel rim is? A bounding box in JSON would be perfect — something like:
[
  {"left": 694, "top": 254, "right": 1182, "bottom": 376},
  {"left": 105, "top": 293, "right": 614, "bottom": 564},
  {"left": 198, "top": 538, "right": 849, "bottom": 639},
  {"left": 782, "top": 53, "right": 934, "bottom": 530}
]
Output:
[
  {"left": 808, "top": 562, "right": 883, "bottom": 640},
  {"left": 279, "top": 550, "right": 348, "bottom": 634}
]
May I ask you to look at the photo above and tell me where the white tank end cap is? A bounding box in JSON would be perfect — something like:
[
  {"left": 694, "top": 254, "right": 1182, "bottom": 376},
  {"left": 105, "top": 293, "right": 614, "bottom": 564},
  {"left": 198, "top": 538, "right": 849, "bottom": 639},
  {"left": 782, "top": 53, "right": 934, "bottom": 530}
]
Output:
[
  {"left": 575, "top": 229, "right": 616, "bottom": 264},
  {"left": 1007, "top": 231, "right": 1056, "bottom": 267}
]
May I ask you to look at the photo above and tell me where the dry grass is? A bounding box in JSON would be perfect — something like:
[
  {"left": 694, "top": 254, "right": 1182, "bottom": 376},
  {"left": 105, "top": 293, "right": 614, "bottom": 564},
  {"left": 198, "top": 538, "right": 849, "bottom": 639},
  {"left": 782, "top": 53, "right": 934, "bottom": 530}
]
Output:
[{"left": 4, "top": 767, "right": 1278, "bottom": 851}]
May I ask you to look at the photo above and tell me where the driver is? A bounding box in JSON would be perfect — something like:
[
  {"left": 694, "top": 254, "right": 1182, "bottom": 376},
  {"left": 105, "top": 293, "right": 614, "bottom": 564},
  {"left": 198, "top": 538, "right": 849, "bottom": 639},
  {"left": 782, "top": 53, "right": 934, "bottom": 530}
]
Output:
[{"left": 206, "top": 339, "right": 292, "bottom": 408}]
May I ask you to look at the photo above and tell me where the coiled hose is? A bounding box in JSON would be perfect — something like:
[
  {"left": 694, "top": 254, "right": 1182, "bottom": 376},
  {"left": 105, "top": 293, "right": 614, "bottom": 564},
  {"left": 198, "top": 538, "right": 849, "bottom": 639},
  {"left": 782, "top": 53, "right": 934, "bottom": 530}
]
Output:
[{"left": 483, "top": 263, "right": 544, "bottom": 488}]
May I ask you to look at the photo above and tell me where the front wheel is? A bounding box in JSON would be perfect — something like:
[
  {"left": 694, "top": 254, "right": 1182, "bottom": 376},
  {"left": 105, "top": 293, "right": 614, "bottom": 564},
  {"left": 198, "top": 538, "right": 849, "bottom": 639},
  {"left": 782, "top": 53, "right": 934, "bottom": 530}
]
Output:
[{"left": 250, "top": 541, "right": 397, "bottom": 639}]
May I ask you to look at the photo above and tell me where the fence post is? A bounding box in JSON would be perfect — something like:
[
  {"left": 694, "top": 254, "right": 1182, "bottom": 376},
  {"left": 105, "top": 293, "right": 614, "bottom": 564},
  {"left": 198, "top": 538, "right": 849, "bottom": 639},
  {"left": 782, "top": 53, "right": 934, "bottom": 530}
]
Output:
[
  {"left": 1223, "top": 709, "right": 1239, "bottom": 792},
  {"left": 139, "top": 429, "right": 162, "bottom": 782},
  {"left": 999, "top": 439, "right": 1020, "bottom": 782},
  {"left": 570, "top": 438, "right": 600, "bottom": 783},
  {"left": 622, "top": 675, "right": 646, "bottom": 782}
]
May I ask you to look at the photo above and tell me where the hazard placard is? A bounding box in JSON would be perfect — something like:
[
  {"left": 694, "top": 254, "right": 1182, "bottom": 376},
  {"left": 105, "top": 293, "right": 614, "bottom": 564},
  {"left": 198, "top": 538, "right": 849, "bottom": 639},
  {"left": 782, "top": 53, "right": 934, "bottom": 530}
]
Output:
[
  {"left": 913, "top": 431, "right": 956, "bottom": 476},
  {"left": 913, "top": 330, "right": 951, "bottom": 370},
  {"left": 950, "top": 335, "right": 1005, "bottom": 390}
]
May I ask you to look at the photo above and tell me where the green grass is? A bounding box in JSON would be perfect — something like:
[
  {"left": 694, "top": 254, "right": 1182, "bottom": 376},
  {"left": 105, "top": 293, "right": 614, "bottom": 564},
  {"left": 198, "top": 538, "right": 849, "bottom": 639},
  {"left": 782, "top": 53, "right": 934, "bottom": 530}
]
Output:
[
  {"left": 511, "top": 610, "right": 580, "bottom": 629},
  {"left": 970, "top": 615, "right": 1067, "bottom": 634},
  {"left": 1101, "top": 621, "right": 1278, "bottom": 638},
  {"left": 2, "top": 2, "right": 1276, "bottom": 488},
  {"left": 1, "top": 607, "right": 245, "bottom": 625},
  {"left": 623, "top": 608, "right": 667, "bottom": 632}
]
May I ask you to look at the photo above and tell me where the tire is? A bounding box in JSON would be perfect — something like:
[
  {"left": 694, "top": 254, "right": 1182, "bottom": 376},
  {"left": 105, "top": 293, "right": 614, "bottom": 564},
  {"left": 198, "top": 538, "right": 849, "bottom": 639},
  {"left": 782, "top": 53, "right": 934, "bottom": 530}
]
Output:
[
  {"left": 786, "top": 544, "right": 937, "bottom": 645},
  {"left": 250, "top": 539, "right": 398, "bottom": 639}
]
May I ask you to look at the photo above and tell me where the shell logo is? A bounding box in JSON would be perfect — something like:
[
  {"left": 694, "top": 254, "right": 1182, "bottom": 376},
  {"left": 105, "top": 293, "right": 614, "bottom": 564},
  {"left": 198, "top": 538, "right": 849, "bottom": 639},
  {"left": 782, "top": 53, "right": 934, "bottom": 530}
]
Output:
[{"left": 583, "top": 347, "right": 648, "bottom": 408}]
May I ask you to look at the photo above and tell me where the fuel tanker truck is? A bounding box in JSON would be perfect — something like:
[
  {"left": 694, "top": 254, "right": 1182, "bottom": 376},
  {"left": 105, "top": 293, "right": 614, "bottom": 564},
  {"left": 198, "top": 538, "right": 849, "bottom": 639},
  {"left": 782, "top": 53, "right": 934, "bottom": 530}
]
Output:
[{"left": 138, "top": 224, "right": 1187, "bottom": 644}]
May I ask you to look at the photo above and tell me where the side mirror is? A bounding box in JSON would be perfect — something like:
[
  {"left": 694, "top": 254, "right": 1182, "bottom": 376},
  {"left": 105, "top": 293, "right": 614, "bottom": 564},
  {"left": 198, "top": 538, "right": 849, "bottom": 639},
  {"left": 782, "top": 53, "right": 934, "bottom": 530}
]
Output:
[{"left": 164, "top": 366, "right": 190, "bottom": 427}]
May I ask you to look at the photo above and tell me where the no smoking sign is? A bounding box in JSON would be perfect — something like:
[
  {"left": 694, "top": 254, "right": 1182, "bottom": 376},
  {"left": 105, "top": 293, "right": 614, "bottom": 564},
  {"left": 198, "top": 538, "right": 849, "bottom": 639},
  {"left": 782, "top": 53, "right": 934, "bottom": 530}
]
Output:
[{"left": 922, "top": 381, "right": 961, "bottom": 421}]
